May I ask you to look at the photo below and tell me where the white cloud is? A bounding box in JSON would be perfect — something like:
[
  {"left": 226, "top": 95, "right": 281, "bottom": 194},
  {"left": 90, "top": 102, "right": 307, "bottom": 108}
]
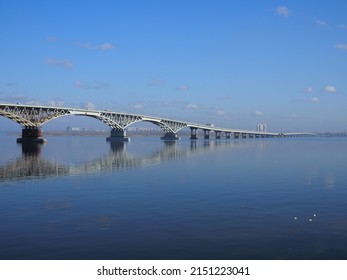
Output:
[
  {"left": 73, "top": 80, "right": 107, "bottom": 90},
  {"left": 79, "top": 42, "right": 116, "bottom": 50},
  {"left": 335, "top": 43, "right": 347, "bottom": 50},
  {"left": 293, "top": 96, "right": 321, "bottom": 103},
  {"left": 45, "top": 58, "right": 73, "bottom": 69},
  {"left": 26, "top": 100, "right": 42, "bottom": 105},
  {"left": 82, "top": 102, "right": 96, "bottom": 110},
  {"left": 275, "top": 6, "right": 290, "bottom": 17},
  {"left": 185, "top": 104, "right": 199, "bottom": 110},
  {"left": 73, "top": 80, "right": 86, "bottom": 89},
  {"left": 323, "top": 85, "right": 337, "bottom": 93},
  {"left": 176, "top": 85, "right": 190, "bottom": 91},
  {"left": 254, "top": 110, "right": 264, "bottom": 116},
  {"left": 99, "top": 43, "right": 115, "bottom": 50},
  {"left": 316, "top": 20, "right": 327, "bottom": 27},
  {"left": 133, "top": 103, "right": 144, "bottom": 109},
  {"left": 47, "top": 100, "right": 65, "bottom": 107},
  {"left": 212, "top": 108, "right": 232, "bottom": 119},
  {"left": 339, "top": 24, "right": 347, "bottom": 30},
  {"left": 216, "top": 109, "right": 226, "bottom": 116},
  {"left": 0, "top": 95, "right": 40, "bottom": 105},
  {"left": 308, "top": 97, "right": 320, "bottom": 103},
  {"left": 304, "top": 86, "right": 313, "bottom": 93}
]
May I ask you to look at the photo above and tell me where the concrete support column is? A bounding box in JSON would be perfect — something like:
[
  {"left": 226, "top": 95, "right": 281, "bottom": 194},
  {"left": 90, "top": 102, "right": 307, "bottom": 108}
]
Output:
[
  {"left": 226, "top": 132, "right": 231, "bottom": 139},
  {"left": 190, "top": 127, "right": 198, "bottom": 140},
  {"left": 249, "top": 134, "right": 254, "bottom": 139},
  {"left": 161, "top": 132, "right": 180, "bottom": 141},
  {"left": 107, "top": 129, "right": 130, "bottom": 142},
  {"left": 17, "top": 127, "right": 46, "bottom": 143},
  {"left": 242, "top": 133, "right": 247, "bottom": 139},
  {"left": 204, "top": 130, "right": 210, "bottom": 140},
  {"left": 234, "top": 132, "right": 240, "bottom": 139},
  {"left": 215, "top": 131, "right": 221, "bottom": 139}
]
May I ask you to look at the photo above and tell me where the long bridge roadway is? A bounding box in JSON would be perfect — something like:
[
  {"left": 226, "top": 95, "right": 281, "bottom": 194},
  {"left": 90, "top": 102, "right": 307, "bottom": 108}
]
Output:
[{"left": 0, "top": 103, "right": 316, "bottom": 143}]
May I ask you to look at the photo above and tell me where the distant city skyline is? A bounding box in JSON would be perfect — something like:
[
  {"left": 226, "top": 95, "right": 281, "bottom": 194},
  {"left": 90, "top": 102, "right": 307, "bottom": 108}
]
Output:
[{"left": 1, "top": 0, "right": 346, "bottom": 132}]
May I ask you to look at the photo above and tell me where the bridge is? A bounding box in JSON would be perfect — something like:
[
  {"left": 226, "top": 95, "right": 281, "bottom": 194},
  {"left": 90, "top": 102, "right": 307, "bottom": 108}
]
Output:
[{"left": 0, "top": 103, "right": 316, "bottom": 143}]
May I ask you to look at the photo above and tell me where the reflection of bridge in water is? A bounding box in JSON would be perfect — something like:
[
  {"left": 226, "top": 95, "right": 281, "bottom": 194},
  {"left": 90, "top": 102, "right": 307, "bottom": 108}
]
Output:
[
  {"left": 0, "top": 140, "right": 249, "bottom": 182},
  {"left": 0, "top": 103, "right": 316, "bottom": 143},
  {"left": 68, "top": 141, "right": 188, "bottom": 176},
  {"left": 0, "top": 143, "right": 68, "bottom": 182}
]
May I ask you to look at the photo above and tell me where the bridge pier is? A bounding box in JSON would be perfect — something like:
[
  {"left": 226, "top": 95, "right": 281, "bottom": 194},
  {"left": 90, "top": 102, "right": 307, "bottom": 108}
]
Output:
[
  {"left": 190, "top": 127, "right": 198, "bottom": 140},
  {"left": 107, "top": 129, "right": 130, "bottom": 142},
  {"left": 161, "top": 132, "right": 180, "bottom": 141},
  {"left": 17, "top": 127, "right": 46, "bottom": 143},
  {"left": 225, "top": 132, "right": 231, "bottom": 139},
  {"left": 204, "top": 130, "right": 210, "bottom": 140}
]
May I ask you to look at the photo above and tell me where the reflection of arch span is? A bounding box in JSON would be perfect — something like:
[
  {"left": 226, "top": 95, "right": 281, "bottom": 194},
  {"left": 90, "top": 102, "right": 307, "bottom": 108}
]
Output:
[
  {"left": 0, "top": 140, "right": 263, "bottom": 182},
  {"left": 0, "top": 144, "right": 69, "bottom": 182},
  {"left": 1, "top": 140, "right": 242, "bottom": 182}
]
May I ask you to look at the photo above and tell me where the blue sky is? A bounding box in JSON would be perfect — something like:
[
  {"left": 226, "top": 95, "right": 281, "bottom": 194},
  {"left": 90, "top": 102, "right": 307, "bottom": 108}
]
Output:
[{"left": 0, "top": 0, "right": 346, "bottom": 132}]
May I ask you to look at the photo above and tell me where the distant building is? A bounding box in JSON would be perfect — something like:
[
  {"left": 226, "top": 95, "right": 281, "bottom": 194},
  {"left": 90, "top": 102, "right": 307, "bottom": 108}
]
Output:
[
  {"left": 66, "top": 126, "right": 80, "bottom": 132},
  {"left": 256, "top": 124, "right": 267, "bottom": 132}
]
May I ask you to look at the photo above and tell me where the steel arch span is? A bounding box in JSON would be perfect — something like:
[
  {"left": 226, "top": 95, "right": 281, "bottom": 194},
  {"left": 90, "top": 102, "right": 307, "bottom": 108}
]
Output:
[{"left": 0, "top": 103, "right": 189, "bottom": 135}]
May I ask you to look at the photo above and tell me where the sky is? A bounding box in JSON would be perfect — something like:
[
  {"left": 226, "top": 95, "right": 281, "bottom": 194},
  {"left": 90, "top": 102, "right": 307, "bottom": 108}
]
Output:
[{"left": 0, "top": 0, "right": 347, "bottom": 132}]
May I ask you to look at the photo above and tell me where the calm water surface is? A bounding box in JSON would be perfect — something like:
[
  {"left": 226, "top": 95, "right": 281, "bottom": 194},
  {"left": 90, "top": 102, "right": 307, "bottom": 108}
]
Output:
[{"left": 0, "top": 134, "right": 347, "bottom": 260}]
